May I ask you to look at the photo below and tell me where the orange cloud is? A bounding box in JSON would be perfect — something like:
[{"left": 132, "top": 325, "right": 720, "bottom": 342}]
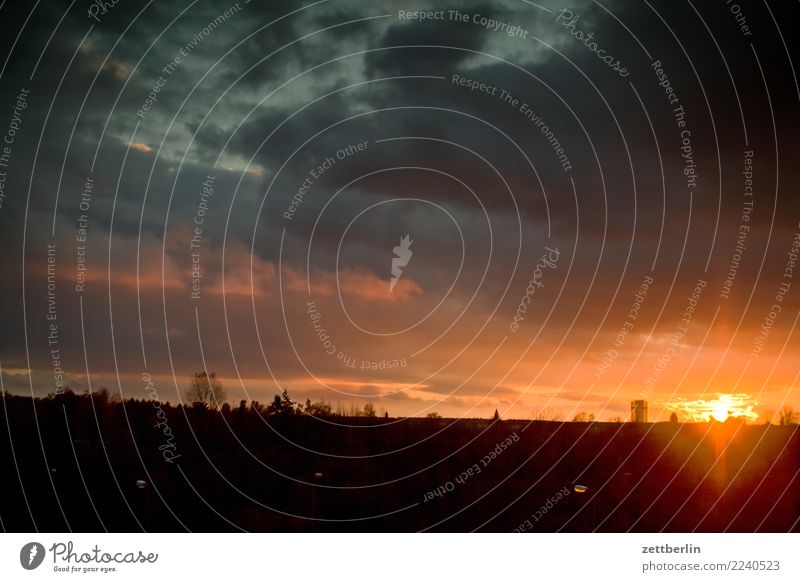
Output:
[
  {"left": 128, "top": 142, "right": 153, "bottom": 153},
  {"left": 83, "top": 259, "right": 184, "bottom": 289},
  {"left": 79, "top": 43, "right": 130, "bottom": 80},
  {"left": 224, "top": 166, "right": 263, "bottom": 178},
  {"left": 205, "top": 250, "right": 277, "bottom": 297}
]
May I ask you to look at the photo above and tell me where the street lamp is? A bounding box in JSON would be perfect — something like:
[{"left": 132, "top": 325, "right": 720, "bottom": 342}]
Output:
[
  {"left": 135, "top": 479, "right": 149, "bottom": 530},
  {"left": 573, "top": 484, "right": 595, "bottom": 530}
]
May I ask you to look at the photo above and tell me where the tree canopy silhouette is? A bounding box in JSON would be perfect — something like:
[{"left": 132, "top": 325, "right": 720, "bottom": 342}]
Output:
[{"left": 186, "top": 372, "right": 226, "bottom": 409}]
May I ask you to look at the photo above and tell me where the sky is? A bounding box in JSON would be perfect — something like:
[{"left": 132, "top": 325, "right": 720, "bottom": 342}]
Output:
[{"left": 0, "top": 0, "right": 798, "bottom": 422}]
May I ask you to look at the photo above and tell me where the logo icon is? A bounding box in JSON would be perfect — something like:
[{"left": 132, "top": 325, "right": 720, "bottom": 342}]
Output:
[
  {"left": 390, "top": 234, "right": 413, "bottom": 292},
  {"left": 20, "top": 542, "right": 46, "bottom": 570}
]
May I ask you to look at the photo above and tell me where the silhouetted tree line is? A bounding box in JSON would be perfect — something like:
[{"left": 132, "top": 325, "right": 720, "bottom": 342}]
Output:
[
  {"left": 183, "top": 373, "right": 383, "bottom": 419},
  {"left": 1, "top": 380, "right": 799, "bottom": 533}
]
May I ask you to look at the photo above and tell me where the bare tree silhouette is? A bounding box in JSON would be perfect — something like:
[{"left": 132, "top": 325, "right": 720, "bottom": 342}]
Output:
[
  {"left": 186, "top": 372, "right": 226, "bottom": 409},
  {"left": 780, "top": 406, "right": 798, "bottom": 426}
]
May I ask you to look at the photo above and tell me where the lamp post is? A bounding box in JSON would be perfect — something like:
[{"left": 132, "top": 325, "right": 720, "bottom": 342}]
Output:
[
  {"left": 135, "top": 479, "right": 149, "bottom": 531},
  {"left": 573, "top": 484, "right": 596, "bottom": 530}
]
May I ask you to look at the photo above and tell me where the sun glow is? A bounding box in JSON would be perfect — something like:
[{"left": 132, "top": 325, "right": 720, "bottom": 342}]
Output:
[
  {"left": 711, "top": 403, "right": 730, "bottom": 422},
  {"left": 668, "top": 393, "right": 759, "bottom": 423}
]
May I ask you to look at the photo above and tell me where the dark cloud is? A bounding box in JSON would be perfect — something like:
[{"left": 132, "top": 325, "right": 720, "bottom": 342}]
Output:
[{"left": 1, "top": 0, "right": 799, "bottom": 418}]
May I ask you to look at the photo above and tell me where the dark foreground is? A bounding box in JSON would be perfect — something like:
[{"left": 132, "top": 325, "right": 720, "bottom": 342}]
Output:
[{"left": 1, "top": 392, "right": 798, "bottom": 532}]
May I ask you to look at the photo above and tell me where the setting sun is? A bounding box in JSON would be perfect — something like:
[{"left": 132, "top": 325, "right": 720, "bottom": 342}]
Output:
[
  {"left": 711, "top": 403, "right": 730, "bottom": 423},
  {"left": 668, "top": 393, "right": 759, "bottom": 423}
]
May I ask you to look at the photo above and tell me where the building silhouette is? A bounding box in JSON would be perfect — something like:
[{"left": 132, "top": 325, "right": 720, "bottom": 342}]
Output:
[{"left": 631, "top": 400, "right": 648, "bottom": 423}]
